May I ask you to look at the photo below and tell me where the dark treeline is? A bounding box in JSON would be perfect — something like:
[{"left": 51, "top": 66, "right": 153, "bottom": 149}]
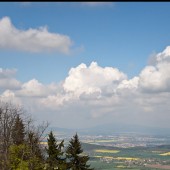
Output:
[{"left": 0, "top": 101, "right": 94, "bottom": 170}]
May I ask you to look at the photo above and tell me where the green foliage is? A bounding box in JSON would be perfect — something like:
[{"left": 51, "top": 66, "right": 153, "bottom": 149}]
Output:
[
  {"left": 8, "top": 144, "right": 29, "bottom": 170},
  {"left": 66, "top": 133, "right": 94, "bottom": 170},
  {"left": 11, "top": 114, "right": 25, "bottom": 145},
  {"left": 0, "top": 102, "right": 93, "bottom": 170},
  {"left": 46, "top": 131, "right": 66, "bottom": 170},
  {"left": 27, "top": 131, "right": 43, "bottom": 160},
  {"left": 26, "top": 132, "right": 45, "bottom": 170},
  {"left": 8, "top": 144, "right": 44, "bottom": 170}
]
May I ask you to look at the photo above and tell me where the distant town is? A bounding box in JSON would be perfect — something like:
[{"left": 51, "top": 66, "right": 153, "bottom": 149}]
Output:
[{"left": 41, "top": 129, "right": 170, "bottom": 169}]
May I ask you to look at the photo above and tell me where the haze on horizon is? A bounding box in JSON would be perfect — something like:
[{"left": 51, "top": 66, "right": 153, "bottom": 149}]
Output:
[{"left": 0, "top": 2, "right": 170, "bottom": 130}]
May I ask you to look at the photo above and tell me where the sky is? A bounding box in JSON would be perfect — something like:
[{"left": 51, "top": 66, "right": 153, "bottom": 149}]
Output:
[{"left": 0, "top": 2, "right": 170, "bottom": 129}]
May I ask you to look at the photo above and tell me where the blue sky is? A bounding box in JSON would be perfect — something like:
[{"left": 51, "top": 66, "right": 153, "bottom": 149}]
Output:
[
  {"left": 1, "top": 2, "right": 170, "bottom": 83},
  {"left": 1, "top": 2, "right": 170, "bottom": 129}
]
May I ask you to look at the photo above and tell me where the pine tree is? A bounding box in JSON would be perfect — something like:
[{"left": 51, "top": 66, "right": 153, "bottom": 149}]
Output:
[
  {"left": 11, "top": 114, "right": 25, "bottom": 145},
  {"left": 46, "top": 131, "right": 66, "bottom": 170},
  {"left": 66, "top": 133, "right": 94, "bottom": 170},
  {"left": 9, "top": 116, "right": 45, "bottom": 169}
]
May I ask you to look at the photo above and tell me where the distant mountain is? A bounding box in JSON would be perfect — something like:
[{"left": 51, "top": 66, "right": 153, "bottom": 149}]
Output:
[
  {"left": 49, "top": 123, "right": 170, "bottom": 136},
  {"left": 82, "top": 142, "right": 170, "bottom": 152},
  {"left": 79, "top": 123, "right": 170, "bottom": 136}
]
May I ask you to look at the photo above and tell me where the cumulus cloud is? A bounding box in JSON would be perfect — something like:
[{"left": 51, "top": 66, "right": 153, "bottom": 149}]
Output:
[
  {"left": 0, "top": 90, "right": 21, "bottom": 105},
  {"left": 40, "top": 59, "right": 127, "bottom": 109},
  {"left": 139, "top": 46, "right": 170, "bottom": 92},
  {"left": 35, "top": 50, "right": 170, "bottom": 127},
  {"left": 156, "top": 46, "right": 170, "bottom": 63},
  {"left": 0, "top": 16, "right": 73, "bottom": 54},
  {"left": 17, "top": 79, "right": 53, "bottom": 97},
  {"left": 41, "top": 92, "right": 75, "bottom": 109},
  {"left": 63, "top": 62, "right": 127, "bottom": 97},
  {"left": 117, "top": 77, "right": 139, "bottom": 91},
  {"left": 0, "top": 68, "right": 21, "bottom": 90},
  {"left": 0, "top": 68, "right": 16, "bottom": 78},
  {"left": 1, "top": 46, "right": 170, "bottom": 128}
]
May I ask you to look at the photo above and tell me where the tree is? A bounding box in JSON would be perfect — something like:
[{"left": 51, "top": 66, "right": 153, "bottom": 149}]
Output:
[
  {"left": 0, "top": 102, "right": 23, "bottom": 170},
  {"left": 8, "top": 144, "right": 30, "bottom": 170},
  {"left": 66, "top": 133, "right": 93, "bottom": 170},
  {"left": 0, "top": 101, "right": 49, "bottom": 170},
  {"left": 9, "top": 142, "right": 45, "bottom": 170},
  {"left": 26, "top": 131, "right": 45, "bottom": 170},
  {"left": 11, "top": 114, "right": 25, "bottom": 145},
  {"left": 24, "top": 119, "right": 49, "bottom": 169},
  {"left": 8, "top": 116, "right": 48, "bottom": 170},
  {"left": 46, "top": 131, "right": 66, "bottom": 170}
]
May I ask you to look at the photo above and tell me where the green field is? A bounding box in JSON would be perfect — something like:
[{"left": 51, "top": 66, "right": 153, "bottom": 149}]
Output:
[{"left": 82, "top": 143, "right": 170, "bottom": 170}]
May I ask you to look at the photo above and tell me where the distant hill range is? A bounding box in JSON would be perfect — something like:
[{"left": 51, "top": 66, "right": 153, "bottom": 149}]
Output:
[
  {"left": 81, "top": 142, "right": 170, "bottom": 152},
  {"left": 49, "top": 123, "right": 170, "bottom": 136}
]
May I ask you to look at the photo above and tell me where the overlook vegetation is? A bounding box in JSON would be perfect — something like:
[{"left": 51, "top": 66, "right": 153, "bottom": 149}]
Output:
[{"left": 0, "top": 101, "right": 93, "bottom": 170}]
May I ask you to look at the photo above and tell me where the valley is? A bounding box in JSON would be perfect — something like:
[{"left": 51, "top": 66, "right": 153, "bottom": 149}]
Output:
[{"left": 43, "top": 130, "right": 170, "bottom": 169}]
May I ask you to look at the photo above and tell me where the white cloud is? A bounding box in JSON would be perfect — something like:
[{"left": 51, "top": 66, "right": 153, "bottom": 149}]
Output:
[
  {"left": 139, "top": 46, "right": 170, "bottom": 92},
  {"left": 63, "top": 62, "right": 127, "bottom": 97},
  {"left": 156, "top": 46, "right": 170, "bottom": 62},
  {"left": 0, "top": 16, "right": 73, "bottom": 54},
  {"left": 16, "top": 79, "right": 62, "bottom": 98},
  {"left": 0, "top": 68, "right": 16, "bottom": 78},
  {"left": 0, "top": 90, "right": 21, "bottom": 105},
  {"left": 19, "top": 79, "right": 46, "bottom": 97},
  {"left": 1, "top": 46, "right": 170, "bottom": 128},
  {"left": 40, "top": 60, "right": 127, "bottom": 109},
  {"left": 117, "top": 76, "right": 139, "bottom": 90},
  {"left": 17, "top": 79, "right": 49, "bottom": 97},
  {"left": 35, "top": 53, "right": 170, "bottom": 128},
  {"left": 0, "top": 68, "right": 21, "bottom": 90},
  {"left": 139, "top": 65, "right": 163, "bottom": 92},
  {"left": 40, "top": 92, "right": 75, "bottom": 109}
]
